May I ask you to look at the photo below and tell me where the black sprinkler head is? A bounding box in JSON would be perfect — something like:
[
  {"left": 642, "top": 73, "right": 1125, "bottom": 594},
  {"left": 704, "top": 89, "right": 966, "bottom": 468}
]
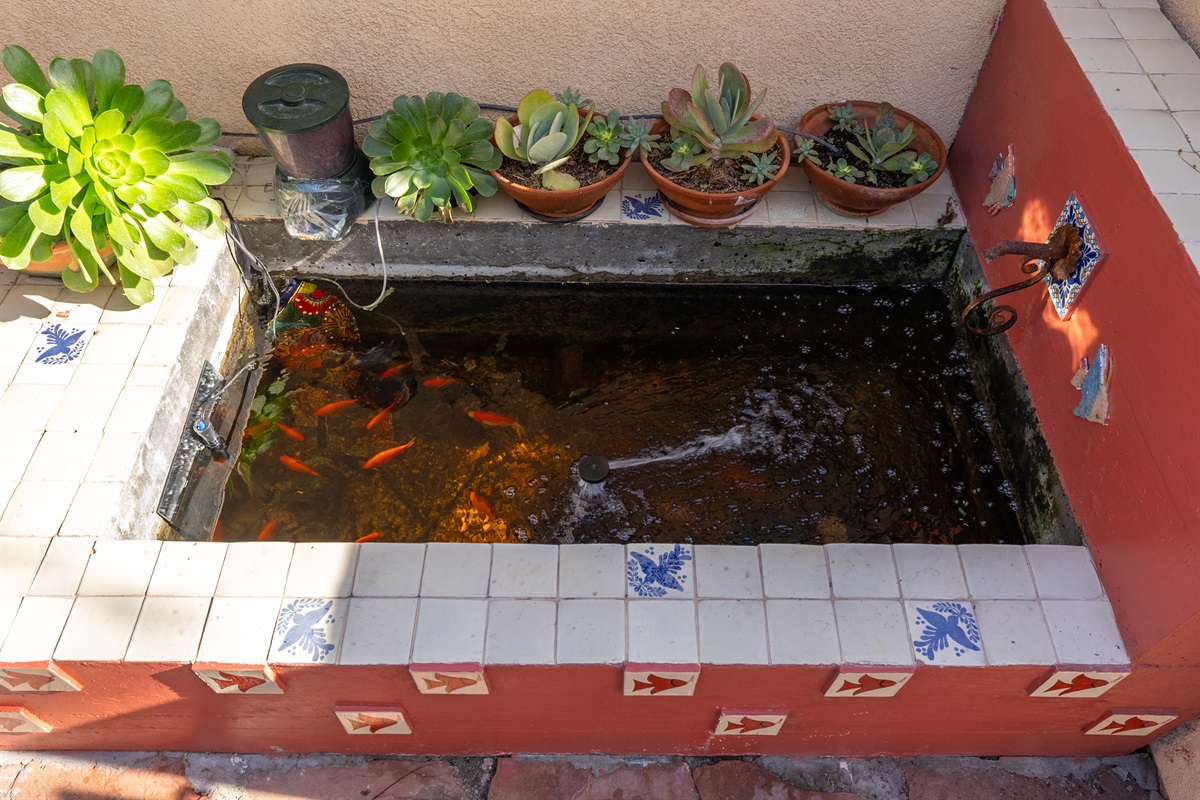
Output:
[{"left": 578, "top": 455, "right": 610, "bottom": 484}]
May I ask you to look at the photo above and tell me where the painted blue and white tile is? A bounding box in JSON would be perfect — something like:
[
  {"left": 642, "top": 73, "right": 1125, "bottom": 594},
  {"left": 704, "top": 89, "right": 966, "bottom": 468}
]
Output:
[
  {"left": 904, "top": 600, "right": 987, "bottom": 666},
  {"left": 1043, "top": 193, "right": 1103, "bottom": 319},
  {"left": 32, "top": 323, "right": 88, "bottom": 365},
  {"left": 269, "top": 597, "right": 347, "bottom": 664},
  {"left": 620, "top": 192, "right": 670, "bottom": 223},
  {"left": 627, "top": 543, "right": 694, "bottom": 598}
]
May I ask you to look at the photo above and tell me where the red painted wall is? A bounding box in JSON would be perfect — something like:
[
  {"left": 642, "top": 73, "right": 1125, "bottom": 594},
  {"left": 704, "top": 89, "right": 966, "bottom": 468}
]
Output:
[{"left": 950, "top": 0, "right": 1200, "bottom": 666}]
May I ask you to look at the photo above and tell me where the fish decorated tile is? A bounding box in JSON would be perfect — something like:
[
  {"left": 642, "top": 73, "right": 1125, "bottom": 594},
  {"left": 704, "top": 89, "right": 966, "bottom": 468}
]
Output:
[
  {"left": 0, "top": 663, "right": 82, "bottom": 693},
  {"left": 1084, "top": 710, "right": 1177, "bottom": 737},
  {"left": 193, "top": 664, "right": 285, "bottom": 695},
  {"left": 823, "top": 668, "right": 913, "bottom": 698},
  {"left": 333, "top": 704, "right": 412, "bottom": 735},
  {"left": 714, "top": 710, "right": 787, "bottom": 736},
  {"left": 1042, "top": 193, "right": 1104, "bottom": 320},
  {"left": 627, "top": 543, "right": 694, "bottom": 598},
  {"left": 905, "top": 600, "right": 986, "bottom": 666},
  {"left": 623, "top": 665, "right": 700, "bottom": 697},
  {"left": 409, "top": 665, "right": 489, "bottom": 695},
  {"left": 0, "top": 707, "right": 52, "bottom": 734},
  {"left": 270, "top": 598, "right": 347, "bottom": 664},
  {"left": 1029, "top": 669, "right": 1130, "bottom": 699}
]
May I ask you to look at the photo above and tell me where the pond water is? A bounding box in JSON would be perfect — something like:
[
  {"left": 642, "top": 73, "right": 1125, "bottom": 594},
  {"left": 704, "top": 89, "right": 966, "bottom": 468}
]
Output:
[{"left": 215, "top": 280, "right": 1022, "bottom": 546}]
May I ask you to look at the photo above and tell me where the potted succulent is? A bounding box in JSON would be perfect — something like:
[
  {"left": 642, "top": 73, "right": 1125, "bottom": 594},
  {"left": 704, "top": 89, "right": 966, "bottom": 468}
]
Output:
[
  {"left": 640, "top": 63, "right": 790, "bottom": 228},
  {"left": 490, "top": 89, "right": 648, "bottom": 221},
  {"left": 0, "top": 46, "right": 232, "bottom": 305},
  {"left": 363, "top": 92, "right": 500, "bottom": 222},
  {"left": 795, "top": 101, "right": 946, "bottom": 217}
]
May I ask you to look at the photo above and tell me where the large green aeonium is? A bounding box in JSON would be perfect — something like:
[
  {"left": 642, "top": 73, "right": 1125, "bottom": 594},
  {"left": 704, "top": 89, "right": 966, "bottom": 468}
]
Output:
[{"left": 0, "top": 46, "right": 231, "bottom": 305}]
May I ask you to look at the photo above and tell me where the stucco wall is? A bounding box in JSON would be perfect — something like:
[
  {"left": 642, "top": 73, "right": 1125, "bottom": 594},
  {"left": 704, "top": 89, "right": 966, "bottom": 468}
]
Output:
[
  {"left": 1161, "top": 0, "right": 1200, "bottom": 50},
  {"left": 0, "top": 0, "right": 1005, "bottom": 146}
]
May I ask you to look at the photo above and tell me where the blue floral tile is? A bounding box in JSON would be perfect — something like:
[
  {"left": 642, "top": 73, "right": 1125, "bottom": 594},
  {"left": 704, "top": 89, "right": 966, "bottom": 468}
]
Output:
[
  {"left": 621, "top": 192, "right": 669, "bottom": 223},
  {"left": 904, "top": 600, "right": 986, "bottom": 666},
  {"left": 32, "top": 323, "right": 88, "bottom": 365},
  {"left": 1042, "top": 193, "right": 1103, "bottom": 320},
  {"left": 626, "top": 543, "right": 694, "bottom": 598},
  {"left": 269, "top": 597, "right": 347, "bottom": 664}
]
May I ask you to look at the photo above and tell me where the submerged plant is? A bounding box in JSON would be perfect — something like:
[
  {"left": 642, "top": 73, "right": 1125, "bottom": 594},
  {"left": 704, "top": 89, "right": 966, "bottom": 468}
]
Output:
[
  {"left": 0, "top": 45, "right": 230, "bottom": 305},
  {"left": 660, "top": 62, "right": 776, "bottom": 167},
  {"left": 364, "top": 92, "right": 500, "bottom": 222},
  {"left": 741, "top": 151, "right": 779, "bottom": 186},
  {"left": 494, "top": 90, "right": 595, "bottom": 190}
]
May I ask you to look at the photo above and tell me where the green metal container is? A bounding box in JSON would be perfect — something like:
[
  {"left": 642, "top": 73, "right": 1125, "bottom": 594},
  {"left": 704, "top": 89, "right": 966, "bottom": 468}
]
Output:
[{"left": 242, "top": 63, "right": 355, "bottom": 179}]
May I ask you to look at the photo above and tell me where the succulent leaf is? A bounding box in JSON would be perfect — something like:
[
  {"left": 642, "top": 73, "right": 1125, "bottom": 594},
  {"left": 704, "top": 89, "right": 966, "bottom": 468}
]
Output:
[{"left": 662, "top": 63, "right": 776, "bottom": 163}]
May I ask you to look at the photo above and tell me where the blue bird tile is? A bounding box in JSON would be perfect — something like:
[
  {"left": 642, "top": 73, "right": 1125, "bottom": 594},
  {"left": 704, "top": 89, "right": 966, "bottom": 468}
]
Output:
[
  {"left": 626, "top": 543, "right": 694, "bottom": 598},
  {"left": 905, "top": 600, "right": 986, "bottom": 666},
  {"left": 272, "top": 598, "right": 345, "bottom": 663},
  {"left": 34, "top": 323, "right": 89, "bottom": 365},
  {"left": 621, "top": 192, "right": 667, "bottom": 222}
]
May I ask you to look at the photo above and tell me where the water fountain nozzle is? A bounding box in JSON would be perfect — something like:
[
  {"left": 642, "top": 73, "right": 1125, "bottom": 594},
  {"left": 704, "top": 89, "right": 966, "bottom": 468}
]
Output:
[{"left": 578, "top": 455, "right": 610, "bottom": 484}]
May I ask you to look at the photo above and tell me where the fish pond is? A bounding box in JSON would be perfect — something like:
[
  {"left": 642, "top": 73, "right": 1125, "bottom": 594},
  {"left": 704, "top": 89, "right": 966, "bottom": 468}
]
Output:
[{"left": 216, "top": 280, "right": 1023, "bottom": 546}]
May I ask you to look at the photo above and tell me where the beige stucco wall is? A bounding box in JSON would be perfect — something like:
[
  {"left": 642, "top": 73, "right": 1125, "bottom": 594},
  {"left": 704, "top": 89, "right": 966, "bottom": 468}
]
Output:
[
  {"left": 1, "top": 0, "right": 1006, "bottom": 146},
  {"left": 1160, "top": 0, "right": 1200, "bottom": 50}
]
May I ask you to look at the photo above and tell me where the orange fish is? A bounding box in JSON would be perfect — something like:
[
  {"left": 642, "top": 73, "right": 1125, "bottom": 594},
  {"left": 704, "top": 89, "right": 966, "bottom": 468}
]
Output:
[
  {"left": 366, "top": 401, "right": 397, "bottom": 430},
  {"left": 363, "top": 438, "right": 416, "bottom": 469},
  {"left": 837, "top": 675, "right": 898, "bottom": 696},
  {"left": 1047, "top": 674, "right": 1110, "bottom": 696},
  {"left": 467, "top": 410, "right": 525, "bottom": 437},
  {"left": 355, "top": 532, "right": 383, "bottom": 543},
  {"left": 212, "top": 671, "right": 267, "bottom": 693},
  {"left": 279, "top": 455, "right": 322, "bottom": 478},
  {"left": 242, "top": 421, "right": 271, "bottom": 438},
  {"left": 422, "top": 376, "right": 461, "bottom": 388},
  {"left": 257, "top": 520, "right": 278, "bottom": 541},
  {"left": 276, "top": 423, "right": 305, "bottom": 441},
  {"left": 631, "top": 674, "right": 692, "bottom": 695},
  {"left": 423, "top": 673, "right": 478, "bottom": 693},
  {"left": 1099, "top": 716, "right": 1160, "bottom": 735},
  {"left": 381, "top": 362, "right": 412, "bottom": 380},
  {"left": 211, "top": 520, "right": 227, "bottom": 542},
  {"left": 723, "top": 716, "right": 779, "bottom": 734},
  {"left": 0, "top": 670, "right": 57, "bottom": 691},
  {"left": 469, "top": 491, "right": 493, "bottom": 519},
  {"left": 313, "top": 399, "right": 359, "bottom": 417},
  {"left": 348, "top": 713, "right": 399, "bottom": 733}
]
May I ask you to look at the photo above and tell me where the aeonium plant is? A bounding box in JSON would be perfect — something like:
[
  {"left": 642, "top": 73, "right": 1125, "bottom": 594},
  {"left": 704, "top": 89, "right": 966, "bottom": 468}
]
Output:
[{"left": 0, "top": 46, "right": 231, "bottom": 305}]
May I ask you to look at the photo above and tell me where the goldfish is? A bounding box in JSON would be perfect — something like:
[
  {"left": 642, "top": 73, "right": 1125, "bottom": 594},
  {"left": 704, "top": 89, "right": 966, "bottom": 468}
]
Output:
[
  {"left": 469, "top": 491, "right": 493, "bottom": 519},
  {"left": 276, "top": 423, "right": 305, "bottom": 441},
  {"left": 355, "top": 532, "right": 383, "bottom": 543},
  {"left": 467, "top": 410, "right": 525, "bottom": 437},
  {"left": 279, "top": 455, "right": 322, "bottom": 478},
  {"left": 257, "top": 520, "right": 278, "bottom": 541},
  {"left": 0, "top": 670, "right": 57, "bottom": 691},
  {"left": 1099, "top": 716, "right": 1160, "bottom": 735},
  {"left": 423, "top": 673, "right": 479, "bottom": 693},
  {"left": 363, "top": 438, "right": 416, "bottom": 469},
  {"left": 242, "top": 421, "right": 271, "bottom": 438},
  {"left": 348, "top": 713, "right": 400, "bottom": 733},
  {"left": 380, "top": 362, "right": 412, "bottom": 380},
  {"left": 212, "top": 671, "right": 267, "bottom": 693},
  {"left": 313, "top": 399, "right": 359, "bottom": 417},
  {"left": 837, "top": 675, "right": 899, "bottom": 695},
  {"left": 366, "top": 401, "right": 397, "bottom": 430},
  {"left": 723, "top": 716, "right": 779, "bottom": 734},
  {"left": 422, "top": 376, "right": 461, "bottom": 388},
  {"left": 1047, "top": 674, "right": 1110, "bottom": 696},
  {"left": 631, "top": 674, "right": 692, "bottom": 695}
]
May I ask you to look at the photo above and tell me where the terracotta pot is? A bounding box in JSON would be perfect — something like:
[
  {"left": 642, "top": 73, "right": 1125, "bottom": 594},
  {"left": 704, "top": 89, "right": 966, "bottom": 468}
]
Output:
[
  {"left": 797, "top": 100, "right": 947, "bottom": 218},
  {"left": 491, "top": 114, "right": 633, "bottom": 221},
  {"left": 2, "top": 240, "right": 114, "bottom": 277},
  {"left": 640, "top": 118, "right": 790, "bottom": 228}
]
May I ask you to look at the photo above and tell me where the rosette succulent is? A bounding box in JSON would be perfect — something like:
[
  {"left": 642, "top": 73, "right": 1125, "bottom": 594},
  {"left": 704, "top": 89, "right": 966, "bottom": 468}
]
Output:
[
  {"left": 0, "top": 46, "right": 231, "bottom": 305},
  {"left": 660, "top": 62, "right": 776, "bottom": 171},
  {"left": 364, "top": 92, "right": 500, "bottom": 222},
  {"left": 494, "top": 90, "right": 594, "bottom": 191}
]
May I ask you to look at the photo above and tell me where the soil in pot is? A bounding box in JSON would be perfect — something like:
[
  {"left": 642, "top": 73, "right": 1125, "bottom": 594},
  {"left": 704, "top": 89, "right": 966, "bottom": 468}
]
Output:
[
  {"left": 816, "top": 128, "right": 924, "bottom": 190},
  {"left": 495, "top": 147, "right": 619, "bottom": 190},
  {"left": 646, "top": 129, "right": 784, "bottom": 193}
]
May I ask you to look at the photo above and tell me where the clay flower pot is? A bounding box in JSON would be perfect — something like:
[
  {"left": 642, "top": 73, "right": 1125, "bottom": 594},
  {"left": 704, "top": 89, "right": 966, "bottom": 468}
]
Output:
[
  {"left": 641, "top": 118, "right": 790, "bottom": 228},
  {"left": 491, "top": 114, "right": 634, "bottom": 222},
  {"left": 797, "top": 100, "right": 947, "bottom": 218},
  {"left": 2, "top": 240, "right": 114, "bottom": 277}
]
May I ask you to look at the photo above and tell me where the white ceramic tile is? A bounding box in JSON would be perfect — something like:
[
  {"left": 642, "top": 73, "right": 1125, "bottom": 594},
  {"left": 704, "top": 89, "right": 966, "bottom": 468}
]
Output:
[
  {"left": 55, "top": 595, "right": 143, "bottom": 660},
  {"left": 148, "top": 542, "right": 227, "bottom": 597},
  {"left": 77, "top": 540, "right": 161, "bottom": 596},
  {"left": 1050, "top": 7, "right": 1121, "bottom": 38},
  {"left": 1175, "top": 111, "right": 1200, "bottom": 151},
  {"left": 125, "top": 596, "right": 211, "bottom": 662},
  {"left": 105, "top": 385, "right": 163, "bottom": 433},
  {"left": 766, "top": 191, "right": 819, "bottom": 225},
  {"left": 1109, "top": 109, "right": 1194, "bottom": 150},
  {"left": 49, "top": 289, "right": 111, "bottom": 326},
  {"left": 410, "top": 598, "right": 488, "bottom": 664},
  {"left": 1185, "top": 241, "right": 1200, "bottom": 269},
  {"left": 489, "top": 544, "right": 558, "bottom": 597},
  {"left": 1026, "top": 545, "right": 1104, "bottom": 599},
  {"left": 586, "top": 190, "right": 623, "bottom": 222},
  {"left": 0, "top": 286, "right": 59, "bottom": 324},
  {"left": 484, "top": 599, "right": 556, "bottom": 664},
  {"left": 84, "top": 433, "right": 141, "bottom": 482},
  {"left": 0, "top": 482, "right": 13, "bottom": 520},
  {"left": 827, "top": 544, "right": 899, "bottom": 598},
  {"left": 0, "top": 596, "right": 20, "bottom": 649},
  {"left": 284, "top": 543, "right": 358, "bottom": 597},
  {"left": 469, "top": 192, "right": 523, "bottom": 221},
  {"left": 0, "top": 322, "right": 39, "bottom": 365},
  {"left": 759, "top": 544, "right": 830, "bottom": 598},
  {"left": 694, "top": 545, "right": 763, "bottom": 599},
  {"left": 196, "top": 597, "right": 282, "bottom": 663},
  {"left": 626, "top": 543, "right": 694, "bottom": 598},
  {"left": 125, "top": 365, "right": 171, "bottom": 388},
  {"left": 866, "top": 201, "right": 917, "bottom": 228},
  {"left": 153, "top": 286, "right": 203, "bottom": 326},
  {"left": 27, "top": 537, "right": 94, "bottom": 596},
  {"left": 1043, "top": 600, "right": 1129, "bottom": 664},
  {"left": 766, "top": 599, "right": 840, "bottom": 664},
  {"left": 352, "top": 543, "right": 425, "bottom": 596},
  {"left": 215, "top": 542, "right": 294, "bottom": 597},
  {"left": 1069, "top": 39, "right": 1145, "bottom": 72},
  {"left": 621, "top": 163, "right": 656, "bottom": 190},
  {"left": 0, "top": 383, "right": 64, "bottom": 429},
  {"left": 0, "top": 538, "right": 49, "bottom": 596},
  {"left": 0, "top": 596, "right": 73, "bottom": 661},
  {"left": 69, "top": 362, "right": 132, "bottom": 386},
  {"left": 911, "top": 193, "right": 964, "bottom": 228},
  {"left": 57, "top": 482, "right": 119, "bottom": 537},
  {"left": 1159, "top": 194, "right": 1200, "bottom": 240},
  {"left": 893, "top": 544, "right": 969, "bottom": 598},
  {"left": 44, "top": 383, "right": 121, "bottom": 432},
  {"left": 905, "top": 600, "right": 986, "bottom": 666},
  {"left": 1099, "top": 0, "right": 1161, "bottom": 7},
  {"left": 338, "top": 597, "right": 418, "bottom": 665},
  {"left": 834, "top": 599, "right": 915, "bottom": 665},
  {"left": 1129, "top": 39, "right": 1200, "bottom": 75},
  {"left": 23, "top": 430, "right": 101, "bottom": 482},
  {"left": 1048, "top": 0, "right": 1101, "bottom": 7},
  {"left": 627, "top": 599, "right": 699, "bottom": 664},
  {"left": 814, "top": 200, "right": 868, "bottom": 227},
  {"left": 558, "top": 544, "right": 626, "bottom": 598},
  {"left": 79, "top": 324, "right": 148, "bottom": 365},
  {"left": 420, "top": 543, "right": 492, "bottom": 597},
  {"left": 0, "top": 430, "right": 41, "bottom": 482},
  {"left": 773, "top": 166, "right": 812, "bottom": 192},
  {"left": 0, "top": 480, "right": 76, "bottom": 537},
  {"left": 1133, "top": 149, "right": 1200, "bottom": 193},
  {"left": 556, "top": 599, "right": 625, "bottom": 664},
  {"left": 134, "top": 324, "right": 189, "bottom": 367},
  {"left": 1151, "top": 74, "right": 1200, "bottom": 111},
  {"left": 1108, "top": 8, "right": 1184, "bottom": 38},
  {"left": 100, "top": 289, "right": 166, "bottom": 325},
  {"left": 974, "top": 600, "right": 1057, "bottom": 665},
  {"left": 269, "top": 597, "right": 348, "bottom": 664},
  {"left": 12, "top": 362, "right": 77, "bottom": 385},
  {"left": 959, "top": 544, "right": 1038, "bottom": 600},
  {"left": 1088, "top": 73, "right": 1169, "bottom": 110},
  {"left": 698, "top": 600, "right": 769, "bottom": 665}
]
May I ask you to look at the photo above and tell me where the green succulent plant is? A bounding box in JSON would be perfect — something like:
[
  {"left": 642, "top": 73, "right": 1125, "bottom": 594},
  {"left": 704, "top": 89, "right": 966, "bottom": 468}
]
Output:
[
  {"left": 494, "top": 90, "right": 595, "bottom": 191},
  {"left": 794, "top": 137, "right": 822, "bottom": 166},
  {"left": 896, "top": 151, "right": 938, "bottom": 185},
  {"left": 827, "top": 157, "right": 865, "bottom": 183},
  {"left": 843, "top": 103, "right": 916, "bottom": 172},
  {"left": 741, "top": 151, "right": 780, "bottom": 186},
  {"left": 660, "top": 62, "right": 776, "bottom": 170},
  {"left": 583, "top": 109, "right": 624, "bottom": 166},
  {"left": 364, "top": 92, "right": 500, "bottom": 222},
  {"left": 619, "top": 119, "right": 660, "bottom": 157},
  {"left": 661, "top": 132, "right": 708, "bottom": 172},
  {"left": 555, "top": 87, "right": 591, "bottom": 108},
  {"left": 827, "top": 102, "right": 861, "bottom": 133},
  {"left": 0, "top": 46, "right": 230, "bottom": 305}
]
